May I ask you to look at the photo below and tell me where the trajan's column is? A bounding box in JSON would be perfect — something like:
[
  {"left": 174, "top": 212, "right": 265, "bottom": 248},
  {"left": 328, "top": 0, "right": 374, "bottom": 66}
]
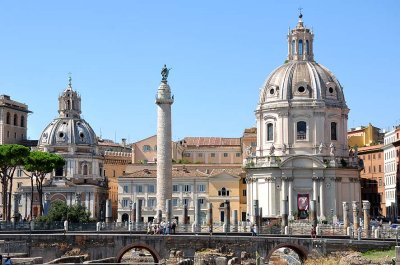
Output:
[{"left": 156, "top": 65, "right": 174, "bottom": 215}]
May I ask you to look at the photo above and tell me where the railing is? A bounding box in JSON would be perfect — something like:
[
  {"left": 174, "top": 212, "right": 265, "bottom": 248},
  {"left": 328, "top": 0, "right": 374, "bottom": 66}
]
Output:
[{"left": 244, "top": 155, "right": 360, "bottom": 169}]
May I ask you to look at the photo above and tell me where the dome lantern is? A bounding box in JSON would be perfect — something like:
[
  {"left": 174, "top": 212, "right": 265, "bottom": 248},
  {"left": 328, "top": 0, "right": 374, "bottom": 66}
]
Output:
[
  {"left": 287, "top": 13, "right": 314, "bottom": 62},
  {"left": 58, "top": 75, "right": 82, "bottom": 119}
]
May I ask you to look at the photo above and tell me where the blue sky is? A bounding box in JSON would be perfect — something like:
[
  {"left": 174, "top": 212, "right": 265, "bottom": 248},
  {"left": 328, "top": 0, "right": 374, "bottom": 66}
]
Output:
[{"left": 1, "top": 1, "right": 399, "bottom": 143}]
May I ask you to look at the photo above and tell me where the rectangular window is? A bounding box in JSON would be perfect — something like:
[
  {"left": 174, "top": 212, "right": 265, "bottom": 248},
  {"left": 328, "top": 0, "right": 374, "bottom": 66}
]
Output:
[
  {"left": 197, "top": 184, "right": 205, "bottom": 192},
  {"left": 378, "top": 153, "right": 381, "bottom": 159},
  {"left": 330, "top": 122, "right": 337, "bottom": 141},
  {"left": 242, "top": 189, "right": 247, "bottom": 196},
  {"left": 210, "top": 153, "right": 215, "bottom": 157},
  {"left": 183, "top": 198, "right": 189, "bottom": 206},
  {"left": 373, "top": 154, "right": 376, "bottom": 159},
  {"left": 136, "top": 185, "right": 143, "bottom": 193},
  {"left": 373, "top": 166, "right": 376, "bottom": 173},
  {"left": 368, "top": 166, "right": 371, "bottom": 173},
  {"left": 184, "top": 185, "right": 191, "bottom": 192},
  {"left": 297, "top": 121, "right": 307, "bottom": 140},
  {"left": 242, "top": 178, "right": 246, "bottom": 184},
  {"left": 379, "top": 179, "right": 382, "bottom": 186},
  {"left": 251, "top": 142, "right": 257, "bottom": 147},
  {"left": 172, "top": 198, "right": 178, "bottom": 207},
  {"left": 223, "top": 153, "right": 228, "bottom": 157},
  {"left": 148, "top": 185, "right": 155, "bottom": 193},
  {"left": 236, "top": 153, "right": 241, "bottom": 157},
  {"left": 198, "top": 198, "right": 204, "bottom": 205},
  {"left": 183, "top": 153, "right": 191, "bottom": 157},
  {"left": 379, "top": 165, "right": 382, "bottom": 172},
  {"left": 267, "top": 123, "right": 274, "bottom": 141},
  {"left": 147, "top": 198, "right": 156, "bottom": 208},
  {"left": 173, "top": 184, "right": 179, "bottom": 192},
  {"left": 17, "top": 182, "right": 22, "bottom": 188},
  {"left": 198, "top": 153, "right": 203, "bottom": 157},
  {"left": 123, "top": 185, "right": 129, "bottom": 193},
  {"left": 122, "top": 199, "right": 129, "bottom": 208}
]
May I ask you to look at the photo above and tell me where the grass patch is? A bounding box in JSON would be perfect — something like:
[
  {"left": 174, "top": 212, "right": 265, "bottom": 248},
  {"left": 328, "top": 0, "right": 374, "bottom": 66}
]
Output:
[{"left": 361, "top": 247, "right": 395, "bottom": 261}]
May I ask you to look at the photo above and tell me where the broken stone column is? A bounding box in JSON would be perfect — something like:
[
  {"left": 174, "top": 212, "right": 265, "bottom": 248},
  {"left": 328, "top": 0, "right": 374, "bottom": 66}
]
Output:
[
  {"left": 166, "top": 199, "right": 172, "bottom": 223},
  {"left": 195, "top": 199, "right": 201, "bottom": 231},
  {"left": 253, "top": 200, "right": 259, "bottom": 226},
  {"left": 136, "top": 199, "right": 142, "bottom": 223},
  {"left": 233, "top": 209, "right": 238, "bottom": 231},
  {"left": 310, "top": 200, "right": 317, "bottom": 227},
  {"left": 352, "top": 201, "right": 360, "bottom": 231},
  {"left": 105, "top": 199, "right": 112, "bottom": 223},
  {"left": 342, "top": 201, "right": 349, "bottom": 230},
  {"left": 183, "top": 204, "right": 189, "bottom": 225},
  {"left": 363, "top": 200, "right": 371, "bottom": 238},
  {"left": 224, "top": 200, "right": 231, "bottom": 232},
  {"left": 281, "top": 199, "right": 288, "bottom": 229},
  {"left": 207, "top": 202, "right": 213, "bottom": 233},
  {"left": 132, "top": 202, "right": 137, "bottom": 223}
]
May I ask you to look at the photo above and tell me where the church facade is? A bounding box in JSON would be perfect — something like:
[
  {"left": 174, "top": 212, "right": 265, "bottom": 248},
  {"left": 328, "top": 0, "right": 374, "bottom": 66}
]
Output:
[
  {"left": 18, "top": 79, "right": 108, "bottom": 220},
  {"left": 245, "top": 15, "right": 361, "bottom": 221}
]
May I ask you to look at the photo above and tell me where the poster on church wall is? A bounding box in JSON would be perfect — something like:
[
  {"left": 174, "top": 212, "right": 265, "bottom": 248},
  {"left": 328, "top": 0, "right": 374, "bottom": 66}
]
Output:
[{"left": 297, "top": 194, "right": 309, "bottom": 211}]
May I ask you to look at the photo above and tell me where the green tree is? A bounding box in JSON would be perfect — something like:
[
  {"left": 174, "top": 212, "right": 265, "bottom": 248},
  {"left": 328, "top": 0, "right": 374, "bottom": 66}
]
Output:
[
  {"left": 0, "top": 144, "right": 30, "bottom": 221},
  {"left": 36, "top": 201, "right": 91, "bottom": 223},
  {"left": 24, "top": 151, "right": 65, "bottom": 217}
]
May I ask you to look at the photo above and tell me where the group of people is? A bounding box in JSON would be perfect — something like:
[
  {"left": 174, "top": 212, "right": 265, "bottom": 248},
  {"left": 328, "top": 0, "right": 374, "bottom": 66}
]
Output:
[
  {"left": 0, "top": 255, "right": 12, "bottom": 265},
  {"left": 147, "top": 220, "right": 177, "bottom": 235}
]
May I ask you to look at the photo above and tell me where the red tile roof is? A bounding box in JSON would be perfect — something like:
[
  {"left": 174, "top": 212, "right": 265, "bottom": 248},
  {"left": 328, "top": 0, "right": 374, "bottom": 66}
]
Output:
[{"left": 182, "top": 137, "right": 241, "bottom": 147}]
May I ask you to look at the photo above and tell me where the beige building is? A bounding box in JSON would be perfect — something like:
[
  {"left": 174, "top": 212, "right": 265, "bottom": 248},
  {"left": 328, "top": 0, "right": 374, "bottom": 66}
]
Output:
[
  {"left": 99, "top": 139, "right": 132, "bottom": 221},
  {"left": 0, "top": 95, "right": 31, "bottom": 145},
  {"left": 118, "top": 164, "right": 245, "bottom": 224}
]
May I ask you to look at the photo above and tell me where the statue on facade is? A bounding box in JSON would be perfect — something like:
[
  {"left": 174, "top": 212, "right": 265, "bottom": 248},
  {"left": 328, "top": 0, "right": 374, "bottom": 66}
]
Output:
[
  {"left": 282, "top": 143, "right": 287, "bottom": 155},
  {"left": 269, "top": 143, "right": 275, "bottom": 156},
  {"left": 161, "top": 64, "right": 171, "bottom": 81},
  {"left": 329, "top": 142, "right": 335, "bottom": 156},
  {"left": 319, "top": 142, "right": 325, "bottom": 154},
  {"left": 245, "top": 145, "right": 252, "bottom": 157}
]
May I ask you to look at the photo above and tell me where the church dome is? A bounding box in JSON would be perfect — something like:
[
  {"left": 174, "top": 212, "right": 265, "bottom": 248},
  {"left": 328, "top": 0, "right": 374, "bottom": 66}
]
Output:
[
  {"left": 258, "top": 61, "right": 346, "bottom": 107},
  {"left": 258, "top": 15, "right": 346, "bottom": 110},
  {"left": 38, "top": 78, "right": 98, "bottom": 152},
  {"left": 39, "top": 117, "right": 98, "bottom": 147}
]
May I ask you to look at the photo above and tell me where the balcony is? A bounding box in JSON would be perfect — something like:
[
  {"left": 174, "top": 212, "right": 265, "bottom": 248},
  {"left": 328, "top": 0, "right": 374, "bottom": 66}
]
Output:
[{"left": 244, "top": 155, "right": 360, "bottom": 169}]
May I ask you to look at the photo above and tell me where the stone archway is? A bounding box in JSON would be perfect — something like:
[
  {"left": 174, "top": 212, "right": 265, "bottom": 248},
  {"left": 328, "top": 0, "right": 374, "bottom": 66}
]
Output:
[
  {"left": 265, "top": 243, "right": 308, "bottom": 264},
  {"left": 116, "top": 242, "right": 161, "bottom": 264}
]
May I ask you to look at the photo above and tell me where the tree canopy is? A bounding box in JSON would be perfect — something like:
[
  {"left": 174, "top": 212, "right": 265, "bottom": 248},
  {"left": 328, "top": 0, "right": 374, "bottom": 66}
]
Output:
[
  {"left": 36, "top": 201, "right": 92, "bottom": 223},
  {"left": 24, "top": 151, "right": 65, "bottom": 216},
  {"left": 0, "top": 144, "right": 30, "bottom": 221}
]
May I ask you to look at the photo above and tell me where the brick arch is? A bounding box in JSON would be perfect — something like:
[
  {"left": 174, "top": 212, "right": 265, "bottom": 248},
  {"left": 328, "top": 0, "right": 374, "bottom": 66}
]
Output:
[
  {"left": 265, "top": 243, "right": 308, "bottom": 263},
  {"left": 116, "top": 242, "right": 161, "bottom": 263}
]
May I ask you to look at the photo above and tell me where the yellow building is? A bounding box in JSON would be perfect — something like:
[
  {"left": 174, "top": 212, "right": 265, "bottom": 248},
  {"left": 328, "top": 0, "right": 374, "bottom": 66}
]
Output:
[{"left": 348, "top": 123, "right": 383, "bottom": 148}]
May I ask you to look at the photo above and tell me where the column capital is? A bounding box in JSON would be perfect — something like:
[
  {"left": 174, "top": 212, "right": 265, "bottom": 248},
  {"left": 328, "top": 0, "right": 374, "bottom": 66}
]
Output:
[
  {"left": 352, "top": 201, "right": 360, "bottom": 212},
  {"left": 342, "top": 201, "right": 349, "bottom": 211},
  {"left": 362, "top": 200, "right": 371, "bottom": 211}
]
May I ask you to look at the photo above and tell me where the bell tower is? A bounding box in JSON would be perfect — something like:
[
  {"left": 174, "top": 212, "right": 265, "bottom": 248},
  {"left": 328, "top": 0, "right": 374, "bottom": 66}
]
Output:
[{"left": 58, "top": 75, "right": 82, "bottom": 119}]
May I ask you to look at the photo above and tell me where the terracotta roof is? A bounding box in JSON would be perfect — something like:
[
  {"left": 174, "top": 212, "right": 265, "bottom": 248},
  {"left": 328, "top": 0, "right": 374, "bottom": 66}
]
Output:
[
  {"left": 121, "top": 168, "right": 209, "bottom": 179},
  {"left": 209, "top": 168, "right": 245, "bottom": 176},
  {"left": 183, "top": 137, "right": 241, "bottom": 146}
]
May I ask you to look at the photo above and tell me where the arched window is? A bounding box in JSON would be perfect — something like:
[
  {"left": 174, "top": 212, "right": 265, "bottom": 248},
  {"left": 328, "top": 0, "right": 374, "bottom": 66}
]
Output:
[
  {"left": 6, "top": 112, "right": 10, "bottom": 124},
  {"left": 291, "top": 40, "right": 296, "bottom": 55},
  {"left": 267, "top": 123, "right": 274, "bottom": 141},
  {"left": 331, "top": 122, "right": 337, "bottom": 141},
  {"left": 13, "top": 114, "right": 18, "bottom": 126},
  {"left": 297, "top": 121, "right": 307, "bottom": 140},
  {"left": 298, "top": 40, "right": 303, "bottom": 55},
  {"left": 20, "top": 116, "right": 25, "bottom": 127},
  {"left": 143, "top": 145, "right": 151, "bottom": 152},
  {"left": 67, "top": 100, "right": 71, "bottom": 110},
  {"left": 218, "top": 187, "right": 229, "bottom": 197},
  {"left": 306, "top": 40, "right": 310, "bottom": 54},
  {"left": 83, "top": 164, "right": 88, "bottom": 175}
]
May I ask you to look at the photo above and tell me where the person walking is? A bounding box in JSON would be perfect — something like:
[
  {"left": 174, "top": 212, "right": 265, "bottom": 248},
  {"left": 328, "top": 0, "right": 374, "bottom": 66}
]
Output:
[{"left": 4, "top": 257, "right": 12, "bottom": 265}]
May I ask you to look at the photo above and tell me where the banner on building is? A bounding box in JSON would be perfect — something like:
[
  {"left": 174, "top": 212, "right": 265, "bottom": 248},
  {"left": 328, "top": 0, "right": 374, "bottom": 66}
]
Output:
[{"left": 297, "top": 194, "right": 309, "bottom": 211}]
